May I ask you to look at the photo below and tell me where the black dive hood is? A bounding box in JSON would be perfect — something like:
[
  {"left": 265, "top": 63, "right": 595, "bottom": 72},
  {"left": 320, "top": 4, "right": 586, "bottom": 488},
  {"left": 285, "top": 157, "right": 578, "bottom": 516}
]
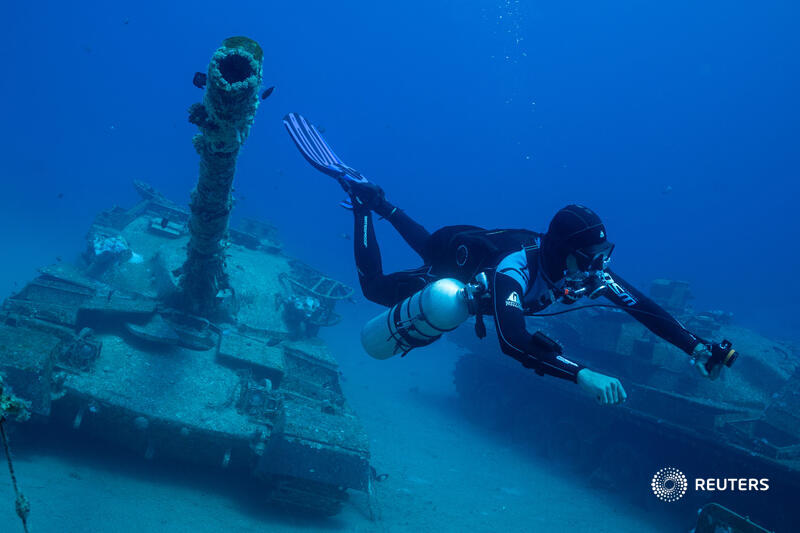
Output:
[{"left": 542, "top": 204, "right": 612, "bottom": 281}]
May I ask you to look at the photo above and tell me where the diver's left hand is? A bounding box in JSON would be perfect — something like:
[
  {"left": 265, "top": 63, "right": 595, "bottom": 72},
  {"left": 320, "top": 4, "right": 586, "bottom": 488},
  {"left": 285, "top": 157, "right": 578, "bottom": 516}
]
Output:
[{"left": 691, "top": 343, "right": 721, "bottom": 380}]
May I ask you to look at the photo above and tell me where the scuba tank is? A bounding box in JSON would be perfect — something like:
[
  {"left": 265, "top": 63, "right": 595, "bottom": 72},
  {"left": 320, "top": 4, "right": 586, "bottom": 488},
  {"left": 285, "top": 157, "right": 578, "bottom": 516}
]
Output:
[{"left": 361, "top": 278, "right": 473, "bottom": 359}]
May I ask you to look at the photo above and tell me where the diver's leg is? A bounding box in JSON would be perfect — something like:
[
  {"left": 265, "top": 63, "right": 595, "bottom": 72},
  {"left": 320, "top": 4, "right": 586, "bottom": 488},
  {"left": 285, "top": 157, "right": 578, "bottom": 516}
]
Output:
[
  {"left": 383, "top": 209, "right": 431, "bottom": 260},
  {"left": 350, "top": 182, "right": 431, "bottom": 260},
  {"left": 353, "top": 206, "right": 429, "bottom": 307},
  {"left": 282, "top": 114, "right": 432, "bottom": 259}
]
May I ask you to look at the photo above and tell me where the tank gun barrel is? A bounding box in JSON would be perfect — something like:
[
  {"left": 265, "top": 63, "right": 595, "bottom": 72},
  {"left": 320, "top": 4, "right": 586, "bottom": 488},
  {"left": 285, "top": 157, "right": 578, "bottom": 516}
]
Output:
[{"left": 180, "top": 37, "right": 263, "bottom": 316}]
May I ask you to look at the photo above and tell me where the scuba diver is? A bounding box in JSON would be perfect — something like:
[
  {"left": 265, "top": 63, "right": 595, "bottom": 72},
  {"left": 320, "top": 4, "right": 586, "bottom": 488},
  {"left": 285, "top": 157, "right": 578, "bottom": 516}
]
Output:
[{"left": 283, "top": 113, "right": 737, "bottom": 406}]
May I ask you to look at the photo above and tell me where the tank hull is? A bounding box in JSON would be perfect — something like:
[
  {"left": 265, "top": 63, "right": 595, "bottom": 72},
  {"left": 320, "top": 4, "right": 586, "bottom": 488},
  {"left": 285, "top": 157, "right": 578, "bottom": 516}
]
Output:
[{"left": 0, "top": 184, "right": 369, "bottom": 515}]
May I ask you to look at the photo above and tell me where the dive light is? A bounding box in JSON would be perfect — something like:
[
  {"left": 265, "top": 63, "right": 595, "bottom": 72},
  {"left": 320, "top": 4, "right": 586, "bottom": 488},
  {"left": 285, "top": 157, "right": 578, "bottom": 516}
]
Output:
[{"left": 704, "top": 339, "right": 738, "bottom": 374}]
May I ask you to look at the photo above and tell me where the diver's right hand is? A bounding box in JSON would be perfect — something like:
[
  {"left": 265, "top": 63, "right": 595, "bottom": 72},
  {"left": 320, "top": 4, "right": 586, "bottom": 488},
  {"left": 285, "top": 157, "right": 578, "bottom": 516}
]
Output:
[
  {"left": 577, "top": 369, "right": 627, "bottom": 405},
  {"left": 690, "top": 343, "right": 722, "bottom": 380}
]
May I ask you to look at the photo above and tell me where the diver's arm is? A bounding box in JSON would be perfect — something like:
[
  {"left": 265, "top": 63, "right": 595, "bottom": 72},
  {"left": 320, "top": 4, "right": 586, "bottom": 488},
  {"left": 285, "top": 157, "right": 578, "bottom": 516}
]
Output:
[
  {"left": 492, "top": 271, "right": 585, "bottom": 382},
  {"left": 601, "top": 268, "right": 700, "bottom": 354},
  {"left": 493, "top": 272, "right": 627, "bottom": 402}
]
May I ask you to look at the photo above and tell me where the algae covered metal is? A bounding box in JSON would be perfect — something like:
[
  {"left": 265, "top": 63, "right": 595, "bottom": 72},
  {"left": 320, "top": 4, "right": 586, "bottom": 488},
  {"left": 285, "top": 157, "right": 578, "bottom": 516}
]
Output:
[{"left": 0, "top": 36, "right": 370, "bottom": 516}]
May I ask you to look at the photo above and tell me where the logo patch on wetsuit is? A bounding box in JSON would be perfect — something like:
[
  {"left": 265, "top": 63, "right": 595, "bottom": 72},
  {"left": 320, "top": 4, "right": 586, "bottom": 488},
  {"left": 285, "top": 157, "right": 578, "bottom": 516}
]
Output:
[
  {"left": 601, "top": 272, "right": 638, "bottom": 306},
  {"left": 505, "top": 291, "right": 522, "bottom": 309}
]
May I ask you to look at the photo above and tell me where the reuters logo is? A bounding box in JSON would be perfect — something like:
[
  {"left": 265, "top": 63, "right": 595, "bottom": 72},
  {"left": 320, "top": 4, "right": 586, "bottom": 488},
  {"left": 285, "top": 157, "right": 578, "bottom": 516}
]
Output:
[{"left": 651, "top": 467, "right": 688, "bottom": 502}]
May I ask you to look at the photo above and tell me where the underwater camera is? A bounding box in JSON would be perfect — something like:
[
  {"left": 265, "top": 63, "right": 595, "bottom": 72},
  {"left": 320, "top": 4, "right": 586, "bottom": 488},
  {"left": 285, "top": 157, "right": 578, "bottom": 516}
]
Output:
[{"left": 705, "top": 339, "right": 739, "bottom": 374}]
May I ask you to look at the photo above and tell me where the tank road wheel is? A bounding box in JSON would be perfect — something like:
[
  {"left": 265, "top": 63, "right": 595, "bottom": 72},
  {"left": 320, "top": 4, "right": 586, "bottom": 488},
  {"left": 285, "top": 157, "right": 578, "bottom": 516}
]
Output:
[{"left": 266, "top": 475, "right": 349, "bottom": 516}]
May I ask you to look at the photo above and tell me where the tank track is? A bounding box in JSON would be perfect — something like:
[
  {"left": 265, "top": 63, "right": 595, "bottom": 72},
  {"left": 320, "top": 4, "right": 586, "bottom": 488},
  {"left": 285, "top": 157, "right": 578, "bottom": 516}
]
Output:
[{"left": 266, "top": 475, "right": 348, "bottom": 516}]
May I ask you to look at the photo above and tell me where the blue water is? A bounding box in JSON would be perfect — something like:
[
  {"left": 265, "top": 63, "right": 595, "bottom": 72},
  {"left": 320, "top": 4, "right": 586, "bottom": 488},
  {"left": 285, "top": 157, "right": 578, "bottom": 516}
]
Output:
[
  {"left": 1, "top": 1, "right": 798, "bottom": 532},
  {"left": 3, "top": 1, "right": 798, "bottom": 336}
]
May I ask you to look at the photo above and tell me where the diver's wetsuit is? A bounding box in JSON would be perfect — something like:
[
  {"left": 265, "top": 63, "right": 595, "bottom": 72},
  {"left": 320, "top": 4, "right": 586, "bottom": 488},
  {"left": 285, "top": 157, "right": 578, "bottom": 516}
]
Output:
[
  {"left": 353, "top": 206, "right": 700, "bottom": 383},
  {"left": 492, "top": 248, "right": 699, "bottom": 381},
  {"left": 352, "top": 206, "right": 433, "bottom": 307}
]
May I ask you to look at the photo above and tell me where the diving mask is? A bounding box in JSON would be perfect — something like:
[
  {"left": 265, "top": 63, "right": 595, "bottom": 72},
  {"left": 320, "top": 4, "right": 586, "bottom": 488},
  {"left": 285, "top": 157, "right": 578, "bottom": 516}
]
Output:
[
  {"left": 573, "top": 241, "right": 615, "bottom": 272},
  {"left": 557, "top": 240, "right": 614, "bottom": 303}
]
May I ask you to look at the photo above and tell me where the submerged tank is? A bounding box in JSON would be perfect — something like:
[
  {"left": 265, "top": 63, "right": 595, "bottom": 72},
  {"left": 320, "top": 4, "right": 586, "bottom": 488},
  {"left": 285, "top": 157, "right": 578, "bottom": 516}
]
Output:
[
  {"left": 452, "top": 279, "right": 799, "bottom": 527},
  {"left": 0, "top": 180, "right": 368, "bottom": 514},
  {"left": 0, "top": 36, "right": 369, "bottom": 516}
]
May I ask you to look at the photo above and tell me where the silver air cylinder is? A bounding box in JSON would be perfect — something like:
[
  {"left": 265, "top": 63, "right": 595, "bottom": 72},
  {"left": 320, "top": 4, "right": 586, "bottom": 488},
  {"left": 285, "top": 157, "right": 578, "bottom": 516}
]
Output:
[{"left": 361, "top": 278, "right": 470, "bottom": 359}]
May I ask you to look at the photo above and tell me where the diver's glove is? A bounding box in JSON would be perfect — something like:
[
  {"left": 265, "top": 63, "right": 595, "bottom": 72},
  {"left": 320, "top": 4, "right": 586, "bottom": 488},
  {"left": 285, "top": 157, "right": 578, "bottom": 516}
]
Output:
[
  {"left": 576, "top": 368, "right": 628, "bottom": 405},
  {"left": 690, "top": 343, "right": 722, "bottom": 380},
  {"left": 347, "top": 181, "right": 397, "bottom": 219}
]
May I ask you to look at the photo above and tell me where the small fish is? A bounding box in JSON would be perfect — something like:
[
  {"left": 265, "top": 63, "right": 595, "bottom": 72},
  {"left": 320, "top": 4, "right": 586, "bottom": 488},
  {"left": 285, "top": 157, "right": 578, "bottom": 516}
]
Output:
[
  {"left": 57, "top": 192, "right": 64, "bottom": 199},
  {"left": 56, "top": 256, "right": 62, "bottom": 262},
  {"left": 661, "top": 185, "right": 673, "bottom": 195},
  {"left": 160, "top": 218, "right": 169, "bottom": 228},
  {"left": 193, "top": 72, "right": 207, "bottom": 89},
  {"left": 261, "top": 86, "right": 275, "bottom": 100},
  {"left": 266, "top": 338, "right": 281, "bottom": 347}
]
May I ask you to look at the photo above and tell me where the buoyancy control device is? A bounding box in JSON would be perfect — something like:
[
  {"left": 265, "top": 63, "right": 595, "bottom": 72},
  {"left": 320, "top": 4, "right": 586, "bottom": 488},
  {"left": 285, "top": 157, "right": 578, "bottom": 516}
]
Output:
[{"left": 424, "top": 225, "right": 541, "bottom": 282}]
